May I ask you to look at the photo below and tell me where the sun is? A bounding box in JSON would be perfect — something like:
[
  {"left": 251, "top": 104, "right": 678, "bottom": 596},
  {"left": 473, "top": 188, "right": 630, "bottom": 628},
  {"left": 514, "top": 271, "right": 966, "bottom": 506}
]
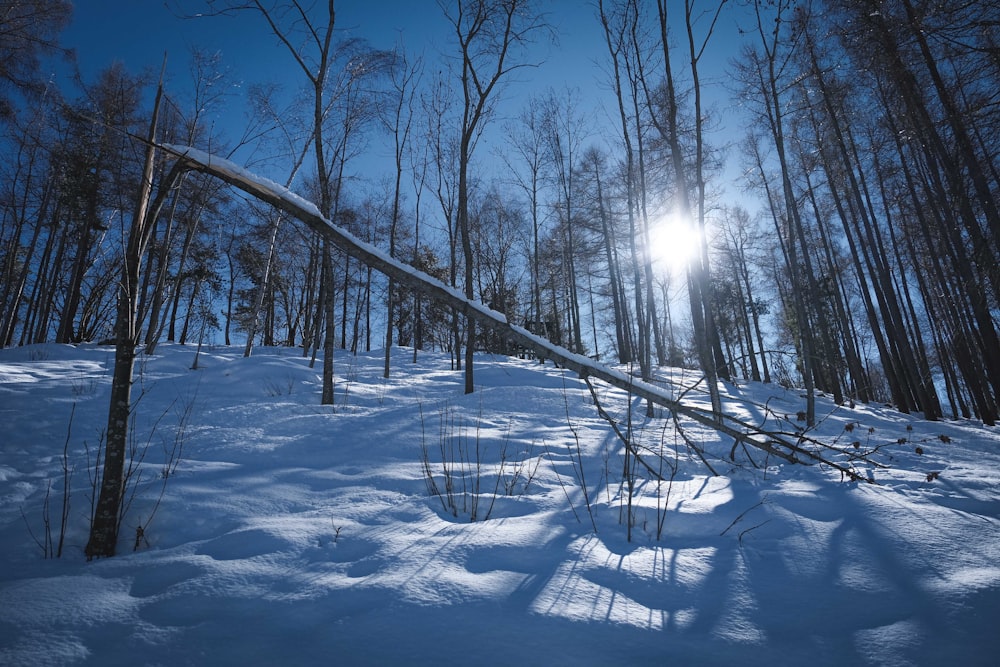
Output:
[{"left": 647, "top": 213, "right": 702, "bottom": 275}]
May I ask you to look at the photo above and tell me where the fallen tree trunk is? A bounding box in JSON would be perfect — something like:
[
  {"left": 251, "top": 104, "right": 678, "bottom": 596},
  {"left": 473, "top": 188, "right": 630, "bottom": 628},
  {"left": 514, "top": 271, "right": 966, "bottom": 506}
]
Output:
[{"left": 157, "top": 142, "right": 871, "bottom": 482}]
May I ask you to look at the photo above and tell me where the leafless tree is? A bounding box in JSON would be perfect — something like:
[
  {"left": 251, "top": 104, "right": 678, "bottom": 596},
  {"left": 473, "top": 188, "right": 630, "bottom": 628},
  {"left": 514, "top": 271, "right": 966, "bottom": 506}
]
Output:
[
  {"left": 382, "top": 46, "right": 422, "bottom": 378},
  {"left": 87, "top": 70, "right": 188, "bottom": 558},
  {"left": 439, "top": 0, "right": 552, "bottom": 394},
  {"left": 0, "top": 0, "right": 71, "bottom": 119}
]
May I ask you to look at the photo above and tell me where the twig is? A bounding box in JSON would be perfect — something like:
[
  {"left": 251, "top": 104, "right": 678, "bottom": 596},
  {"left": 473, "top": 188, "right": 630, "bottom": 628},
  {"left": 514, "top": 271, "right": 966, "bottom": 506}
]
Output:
[
  {"left": 738, "top": 520, "right": 771, "bottom": 545},
  {"left": 720, "top": 496, "right": 769, "bottom": 536}
]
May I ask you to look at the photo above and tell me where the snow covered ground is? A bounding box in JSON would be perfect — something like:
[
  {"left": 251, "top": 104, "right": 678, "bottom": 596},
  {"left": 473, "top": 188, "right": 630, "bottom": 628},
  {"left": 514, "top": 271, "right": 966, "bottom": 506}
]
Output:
[{"left": 1, "top": 343, "right": 998, "bottom": 666}]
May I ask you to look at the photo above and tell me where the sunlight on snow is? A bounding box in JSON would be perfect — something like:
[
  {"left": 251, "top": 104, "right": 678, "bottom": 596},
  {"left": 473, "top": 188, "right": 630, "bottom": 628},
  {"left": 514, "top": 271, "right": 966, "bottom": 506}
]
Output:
[
  {"left": 530, "top": 534, "right": 717, "bottom": 631},
  {"left": 3, "top": 344, "right": 1000, "bottom": 664}
]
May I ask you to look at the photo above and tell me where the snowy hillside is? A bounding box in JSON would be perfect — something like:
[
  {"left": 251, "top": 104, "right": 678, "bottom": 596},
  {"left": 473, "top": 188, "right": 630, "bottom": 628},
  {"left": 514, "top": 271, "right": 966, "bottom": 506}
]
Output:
[{"left": 1, "top": 343, "right": 998, "bottom": 666}]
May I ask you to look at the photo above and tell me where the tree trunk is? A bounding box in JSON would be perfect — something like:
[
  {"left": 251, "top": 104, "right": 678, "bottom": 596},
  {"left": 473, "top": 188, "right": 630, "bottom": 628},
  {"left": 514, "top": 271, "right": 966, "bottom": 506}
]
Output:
[
  {"left": 321, "top": 239, "right": 336, "bottom": 405},
  {"left": 86, "top": 76, "right": 173, "bottom": 559}
]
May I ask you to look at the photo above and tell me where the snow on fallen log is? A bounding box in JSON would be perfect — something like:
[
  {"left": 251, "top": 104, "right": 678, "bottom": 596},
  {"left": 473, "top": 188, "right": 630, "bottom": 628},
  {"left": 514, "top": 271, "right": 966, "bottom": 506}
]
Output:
[{"left": 157, "top": 142, "right": 871, "bottom": 481}]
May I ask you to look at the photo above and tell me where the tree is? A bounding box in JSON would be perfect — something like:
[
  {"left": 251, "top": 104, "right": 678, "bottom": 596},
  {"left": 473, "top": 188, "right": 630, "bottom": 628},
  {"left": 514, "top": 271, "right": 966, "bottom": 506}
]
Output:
[
  {"left": 54, "top": 65, "right": 148, "bottom": 344},
  {"left": 501, "top": 96, "right": 547, "bottom": 346},
  {"left": 469, "top": 185, "right": 525, "bottom": 354},
  {"left": 215, "top": 1, "right": 390, "bottom": 403},
  {"left": 167, "top": 141, "right": 876, "bottom": 483},
  {"left": 422, "top": 71, "right": 463, "bottom": 369},
  {"left": 0, "top": 1, "right": 71, "bottom": 344},
  {"left": 240, "top": 0, "right": 338, "bottom": 404},
  {"left": 235, "top": 82, "right": 314, "bottom": 357},
  {"left": 542, "top": 86, "right": 590, "bottom": 354},
  {"left": 714, "top": 205, "right": 770, "bottom": 383},
  {"left": 729, "top": 0, "right": 999, "bottom": 422},
  {"left": 0, "top": 0, "right": 71, "bottom": 119},
  {"left": 648, "top": 0, "right": 729, "bottom": 417},
  {"left": 577, "top": 146, "right": 633, "bottom": 363},
  {"left": 86, "top": 71, "right": 187, "bottom": 558},
  {"left": 406, "top": 112, "right": 432, "bottom": 362},
  {"left": 827, "top": 0, "right": 999, "bottom": 422},
  {"left": 0, "top": 91, "right": 60, "bottom": 346},
  {"left": 143, "top": 48, "right": 232, "bottom": 354},
  {"left": 440, "top": 0, "right": 551, "bottom": 394},
  {"left": 598, "top": 0, "right": 652, "bottom": 380},
  {"left": 381, "top": 46, "right": 421, "bottom": 378},
  {"left": 738, "top": 0, "right": 818, "bottom": 425}
]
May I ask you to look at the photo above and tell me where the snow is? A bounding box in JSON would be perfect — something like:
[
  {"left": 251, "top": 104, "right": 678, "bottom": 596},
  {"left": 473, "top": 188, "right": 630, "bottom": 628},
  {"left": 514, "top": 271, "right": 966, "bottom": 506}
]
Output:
[
  {"left": 161, "top": 144, "right": 325, "bottom": 222},
  {"left": 1, "top": 343, "right": 999, "bottom": 666}
]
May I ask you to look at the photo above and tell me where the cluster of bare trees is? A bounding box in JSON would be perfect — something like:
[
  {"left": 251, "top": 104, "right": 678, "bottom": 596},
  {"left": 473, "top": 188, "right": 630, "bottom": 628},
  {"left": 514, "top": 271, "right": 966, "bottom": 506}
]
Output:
[
  {"left": 0, "top": 29, "right": 233, "bottom": 353},
  {"left": 0, "top": 0, "right": 996, "bottom": 559},
  {"left": 2, "top": 0, "right": 998, "bottom": 432},
  {"left": 733, "top": 0, "right": 1000, "bottom": 426}
]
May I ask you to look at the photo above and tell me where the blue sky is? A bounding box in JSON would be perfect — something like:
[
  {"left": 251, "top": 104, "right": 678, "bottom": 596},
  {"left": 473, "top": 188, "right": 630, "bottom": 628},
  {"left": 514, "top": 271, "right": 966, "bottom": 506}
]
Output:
[
  {"left": 61, "top": 2, "right": 609, "bottom": 175},
  {"left": 59, "top": 1, "right": 750, "bottom": 195},
  {"left": 62, "top": 2, "right": 608, "bottom": 107}
]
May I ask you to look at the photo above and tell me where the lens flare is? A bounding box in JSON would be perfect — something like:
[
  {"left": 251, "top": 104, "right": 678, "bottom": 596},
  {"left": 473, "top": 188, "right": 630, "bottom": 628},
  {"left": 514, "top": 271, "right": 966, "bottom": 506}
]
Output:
[{"left": 648, "top": 213, "right": 702, "bottom": 275}]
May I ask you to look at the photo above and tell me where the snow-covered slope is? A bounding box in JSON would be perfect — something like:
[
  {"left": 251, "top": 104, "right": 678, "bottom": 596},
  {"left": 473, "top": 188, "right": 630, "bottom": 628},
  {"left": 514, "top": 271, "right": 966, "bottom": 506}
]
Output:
[{"left": 1, "top": 343, "right": 998, "bottom": 666}]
